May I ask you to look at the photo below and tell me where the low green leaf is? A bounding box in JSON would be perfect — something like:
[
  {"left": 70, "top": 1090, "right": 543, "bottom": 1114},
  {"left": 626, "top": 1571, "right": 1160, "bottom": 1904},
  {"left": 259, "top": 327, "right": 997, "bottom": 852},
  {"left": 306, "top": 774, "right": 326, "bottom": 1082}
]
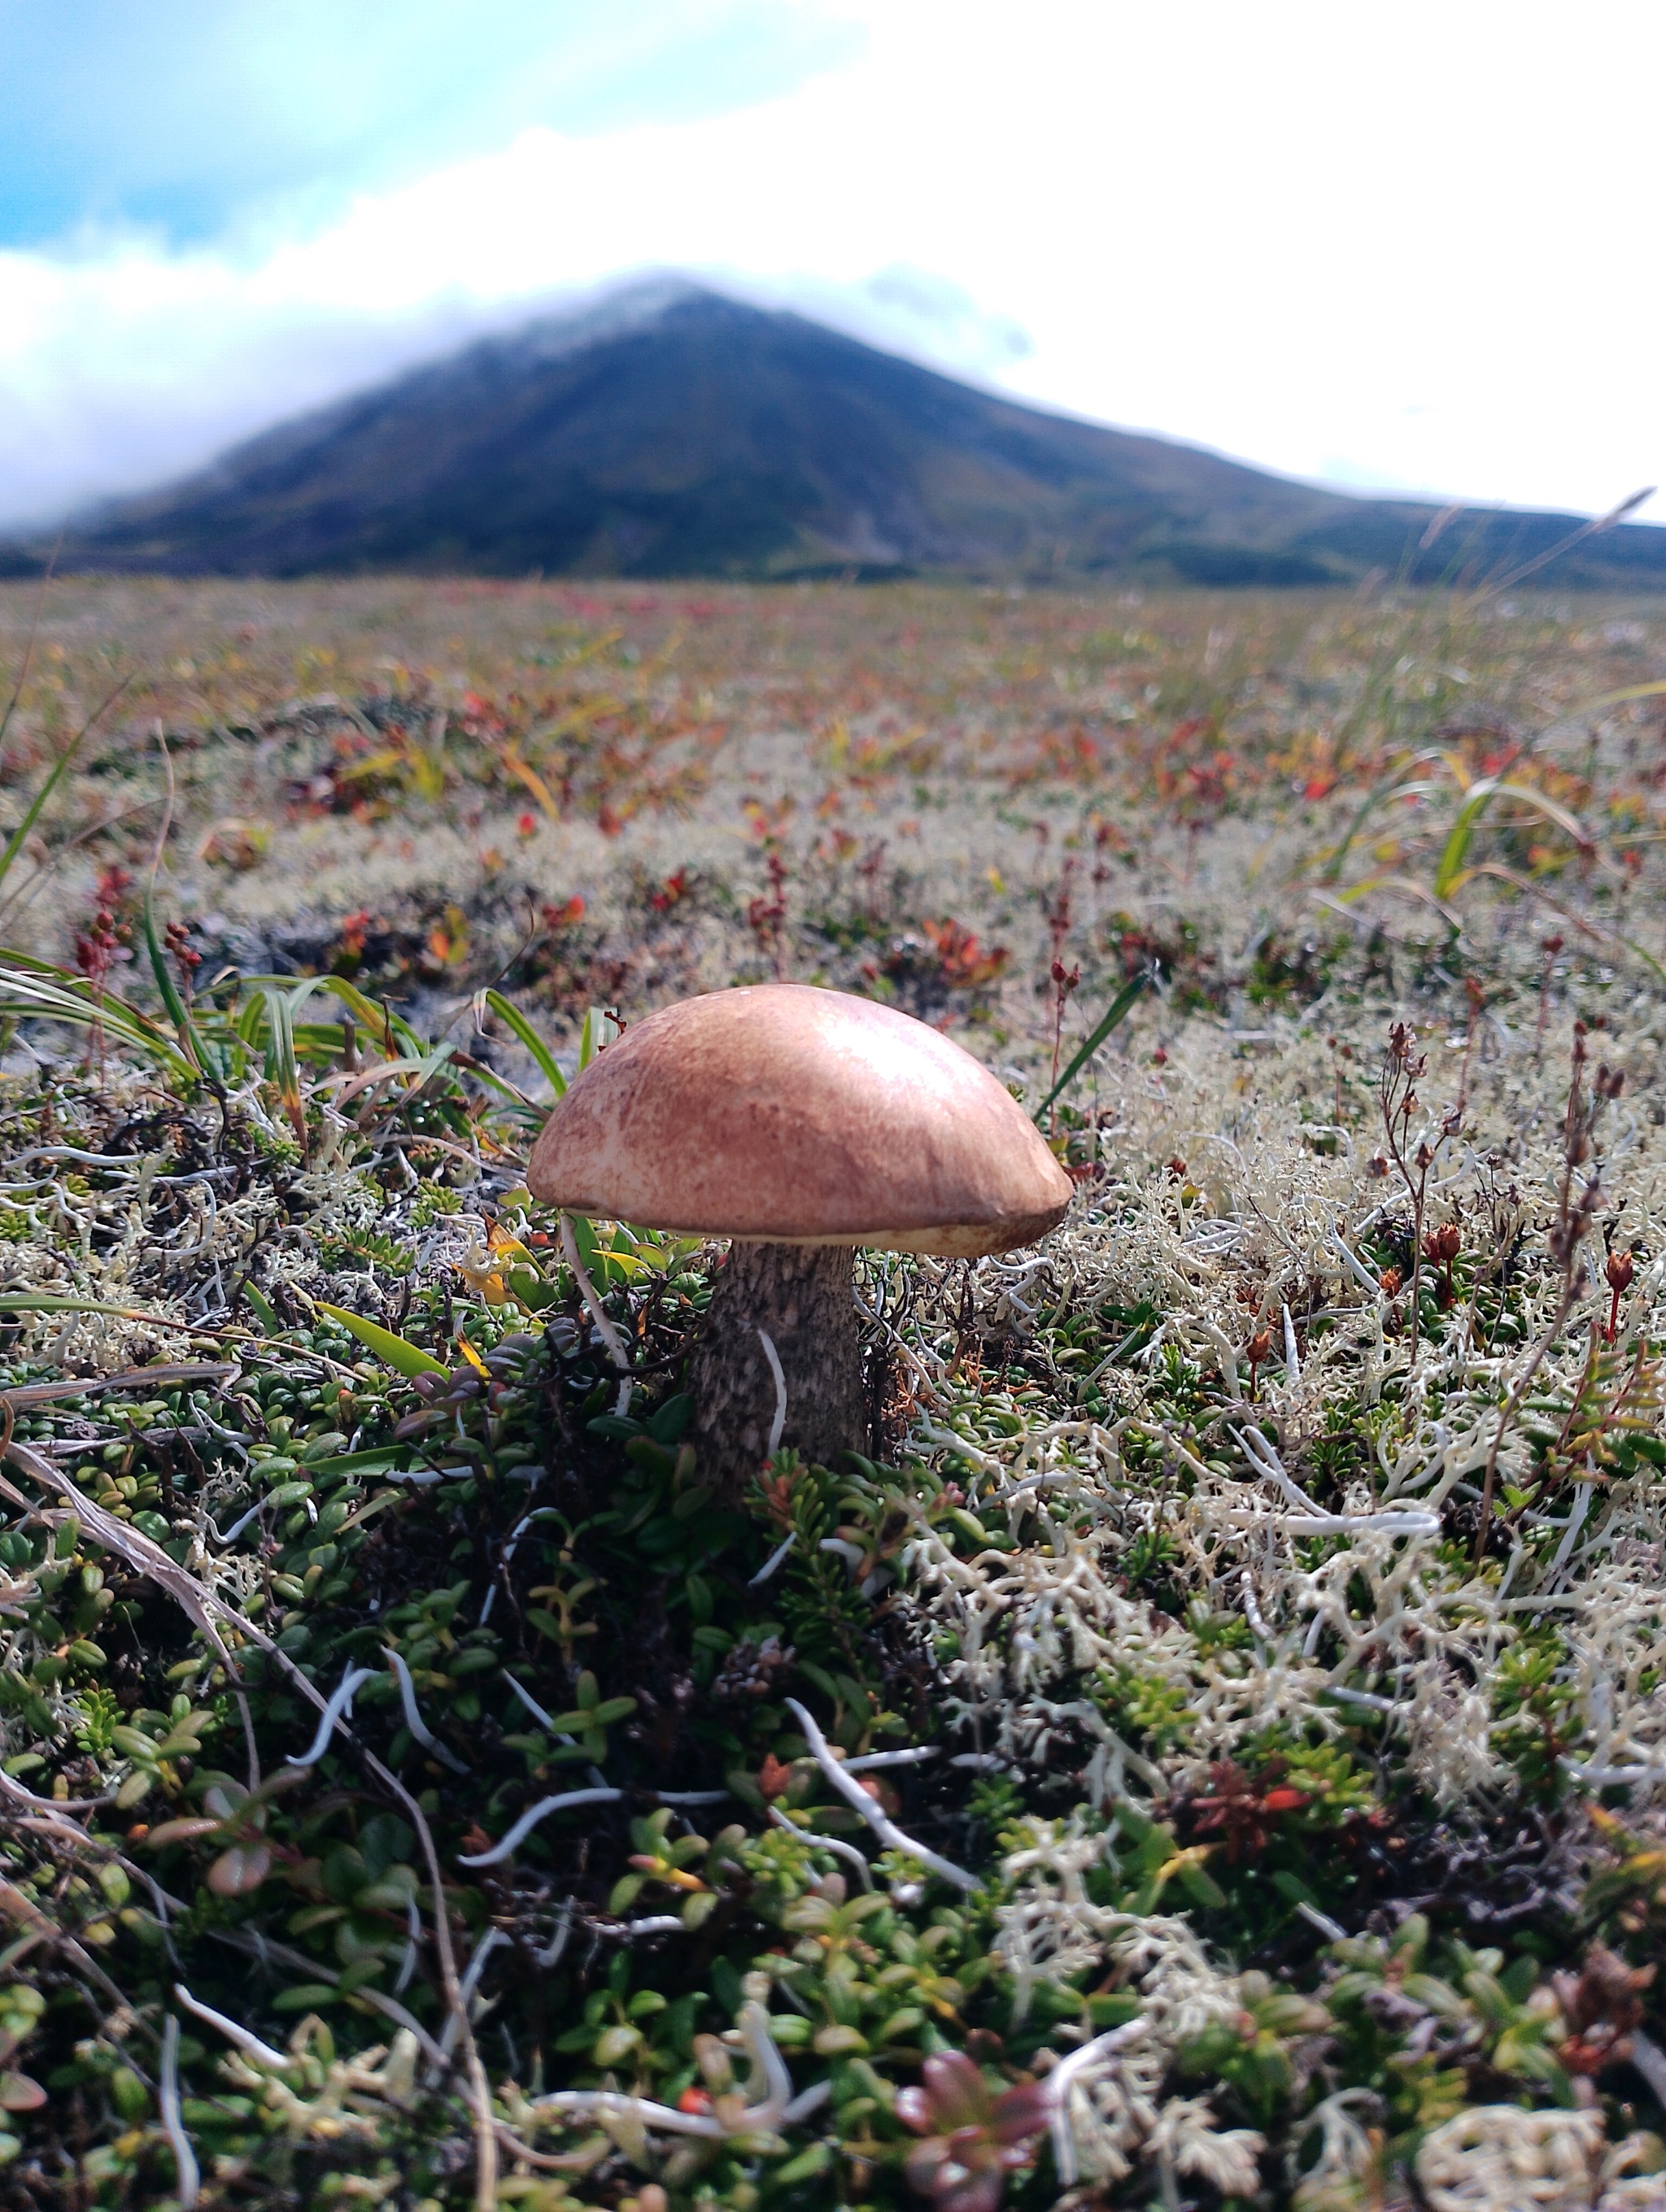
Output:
[
  {"left": 241, "top": 1280, "right": 282, "bottom": 1334},
  {"left": 271, "top": 1983, "right": 339, "bottom": 2013},
  {"left": 316, "top": 1304, "right": 447, "bottom": 1378}
]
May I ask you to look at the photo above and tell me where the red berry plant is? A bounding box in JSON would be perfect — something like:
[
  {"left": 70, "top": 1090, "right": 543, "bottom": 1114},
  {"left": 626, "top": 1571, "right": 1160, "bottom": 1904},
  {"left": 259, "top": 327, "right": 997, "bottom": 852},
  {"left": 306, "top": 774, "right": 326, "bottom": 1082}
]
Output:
[{"left": 895, "top": 2052, "right": 1053, "bottom": 2212}]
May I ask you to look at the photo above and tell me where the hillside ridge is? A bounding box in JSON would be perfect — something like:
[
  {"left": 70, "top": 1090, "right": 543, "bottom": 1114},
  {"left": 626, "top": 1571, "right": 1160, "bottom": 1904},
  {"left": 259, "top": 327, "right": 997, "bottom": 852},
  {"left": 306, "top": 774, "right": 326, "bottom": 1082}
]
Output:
[{"left": 11, "top": 281, "right": 1666, "bottom": 586}]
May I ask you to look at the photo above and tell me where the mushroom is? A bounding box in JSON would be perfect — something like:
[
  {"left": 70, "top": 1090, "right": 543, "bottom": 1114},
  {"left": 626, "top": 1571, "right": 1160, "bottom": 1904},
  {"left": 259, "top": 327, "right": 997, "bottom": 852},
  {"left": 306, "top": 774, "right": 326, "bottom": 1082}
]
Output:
[{"left": 526, "top": 983, "right": 1071, "bottom": 1500}]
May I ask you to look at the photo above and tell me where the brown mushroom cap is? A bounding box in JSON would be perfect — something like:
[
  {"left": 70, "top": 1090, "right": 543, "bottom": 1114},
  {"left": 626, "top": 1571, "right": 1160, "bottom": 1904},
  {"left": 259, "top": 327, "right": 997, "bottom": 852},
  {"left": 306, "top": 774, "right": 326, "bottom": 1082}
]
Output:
[{"left": 526, "top": 983, "right": 1072, "bottom": 1257}]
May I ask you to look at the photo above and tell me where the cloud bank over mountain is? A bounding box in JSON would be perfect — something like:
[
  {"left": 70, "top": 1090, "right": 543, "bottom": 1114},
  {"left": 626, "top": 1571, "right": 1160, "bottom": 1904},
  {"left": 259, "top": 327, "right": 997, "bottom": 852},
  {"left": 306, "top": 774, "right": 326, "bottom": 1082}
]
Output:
[{"left": 25, "top": 284, "right": 1666, "bottom": 591}]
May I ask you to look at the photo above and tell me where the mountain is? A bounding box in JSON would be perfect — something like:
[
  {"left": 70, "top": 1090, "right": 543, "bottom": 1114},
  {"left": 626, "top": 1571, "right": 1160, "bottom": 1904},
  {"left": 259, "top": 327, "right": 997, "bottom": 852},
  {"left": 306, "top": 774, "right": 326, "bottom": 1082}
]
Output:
[{"left": 15, "top": 281, "right": 1666, "bottom": 587}]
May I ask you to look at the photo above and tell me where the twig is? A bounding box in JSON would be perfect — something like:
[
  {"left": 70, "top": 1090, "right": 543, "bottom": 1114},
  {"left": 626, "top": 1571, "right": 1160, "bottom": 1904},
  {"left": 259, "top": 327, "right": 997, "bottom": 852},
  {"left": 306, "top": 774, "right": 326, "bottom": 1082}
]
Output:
[
  {"left": 387, "top": 1648, "right": 470, "bottom": 1772},
  {"left": 748, "top": 1531, "right": 796, "bottom": 1586},
  {"left": 207, "top": 1927, "right": 447, "bottom": 2069},
  {"left": 1473, "top": 1025, "right": 1615, "bottom": 1561},
  {"left": 1472, "top": 1284, "right": 1580, "bottom": 1565},
  {"left": 757, "top": 1326, "right": 787, "bottom": 1457},
  {"left": 0, "top": 1875, "right": 138, "bottom": 2023},
  {"left": 525, "top": 2001, "right": 792, "bottom": 2140},
  {"left": 159, "top": 2015, "right": 201, "bottom": 2210},
  {"left": 492, "top": 2123, "right": 602, "bottom": 2173},
  {"left": 560, "top": 1213, "right": 632, "bottom": 1417},
  {"left": 1, "top": 1426, "right": 261, "bottom": 1792},
  {"left": 285, "top": 1666, "right": 375, "bottom": 1767},
  {"left": 434, "top": 1929, "right": 510, "bottom": 2071},
  {"left": 173, "top": 1983, "right": 291, "bottom": 2070},
  {"left": 770, "top": 1803, "right": 874, "bottom": 1890},
  {"left": 784, "top": 1697, "right": 977, "bottom": 1892},
  {"left": 458, "top": 1789, "right": 625, "bottom": 1867},
  {"left": 1046, "top": 2019, "right": 1149, "bottom": 2185},
  {"left": 0, "top": 1361, "right": 236, "bottom": 1408}
]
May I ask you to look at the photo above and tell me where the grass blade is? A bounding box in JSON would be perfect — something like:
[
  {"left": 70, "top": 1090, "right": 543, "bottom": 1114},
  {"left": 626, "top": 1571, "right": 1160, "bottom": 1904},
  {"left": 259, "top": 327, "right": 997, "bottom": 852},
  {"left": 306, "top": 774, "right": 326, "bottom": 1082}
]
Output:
[
  {"left": 498, "top": 746, "right": 562, "bottom": 824},
  {"left": 0, "top": 562, "right": 50, "bottom": 768},
  {"left": 0, "top": 674, "right": 130, "bottom": 901},
  {"left": 0, "top": 1291, "right": 198, "bottom": 1326},
  {"left": 316, "top": 1303, "right": 447, "bottom": 1378},
  {"left": 240, "top": 1281, "right": 282, "bottom": 1335},
  {"left": 482, "top": 990, "right": 566, "bottom": 1099},
  {"left": 142, "top": 885, "right": 212, "bottom": 1078},
  {"left": 1317, "top": 756, "right": 1450, "bottom": 885},
  {"left": 254, "top": 983, "right": 307, "bottom": 1152},
  {"left": 1461, "top": 863, "right": 1666, "bottom": 984},
  {"left": 1429, "top": 780, "right": 1498, "bottom": 902},
  {"left": 1032, "top": 973, "right": 1149, "bottom": 1123},
  {"left": 1320, "top": 873, "right": 1463, "bottom": 930},
  {"left": 1432, "top": 777, "right": 1592, "bottom": 899},
  {"left": 246, "top": 973, "right": 424, "bottom": 1058},
  {"left": 577, "top": 1007, "right": 619, "bottom": 1071},
  {"left": 1472, "top": 486, "right": 1655, "bottom": 600},
  {"left": 0, "top": 961, "right": 197, "bottom": 1081}
]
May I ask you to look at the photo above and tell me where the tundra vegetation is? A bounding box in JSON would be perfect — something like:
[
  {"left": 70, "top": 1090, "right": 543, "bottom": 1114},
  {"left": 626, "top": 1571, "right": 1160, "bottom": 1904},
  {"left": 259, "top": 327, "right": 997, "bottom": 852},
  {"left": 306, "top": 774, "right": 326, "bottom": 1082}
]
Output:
[{"left": 2, "top": 576, "right": 1666, "bottom": 2210}]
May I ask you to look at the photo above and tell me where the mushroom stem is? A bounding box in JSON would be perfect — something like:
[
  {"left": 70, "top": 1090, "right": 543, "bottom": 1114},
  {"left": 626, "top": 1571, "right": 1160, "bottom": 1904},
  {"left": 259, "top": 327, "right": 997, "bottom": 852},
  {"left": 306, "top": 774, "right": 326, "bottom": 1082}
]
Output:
[{"left": 689, "top": 1241, "right": 869, "bottom": 1503}]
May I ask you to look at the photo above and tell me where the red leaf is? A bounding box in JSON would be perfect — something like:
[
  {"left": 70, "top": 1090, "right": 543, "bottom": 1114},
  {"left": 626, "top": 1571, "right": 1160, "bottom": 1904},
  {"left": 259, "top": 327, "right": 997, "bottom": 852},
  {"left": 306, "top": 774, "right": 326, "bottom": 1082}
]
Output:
[
  {"left": 895, "top": 2086, "right": 933, "bottom": 2135},
  {"left": 919, "top": 2051, "right": 990, "bottom": 2132},
  {"left": 990, "top": 2082, "right": 1051, "bottom": 2145}
]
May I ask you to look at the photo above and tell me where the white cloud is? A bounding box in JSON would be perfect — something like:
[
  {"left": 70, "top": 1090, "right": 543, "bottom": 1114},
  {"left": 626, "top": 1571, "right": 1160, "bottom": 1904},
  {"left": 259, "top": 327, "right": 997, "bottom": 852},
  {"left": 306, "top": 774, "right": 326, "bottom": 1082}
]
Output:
[{"left": 2, "top": 0, "right": 1664, "bottom": 533}]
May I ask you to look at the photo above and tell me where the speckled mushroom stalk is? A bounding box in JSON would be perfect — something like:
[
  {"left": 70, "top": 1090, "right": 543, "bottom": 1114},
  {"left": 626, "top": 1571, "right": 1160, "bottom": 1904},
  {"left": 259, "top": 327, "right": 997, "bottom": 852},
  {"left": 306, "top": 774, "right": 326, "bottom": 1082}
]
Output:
[{"left": 526, "top": 984, "right": 1071, "bottom": 1503}]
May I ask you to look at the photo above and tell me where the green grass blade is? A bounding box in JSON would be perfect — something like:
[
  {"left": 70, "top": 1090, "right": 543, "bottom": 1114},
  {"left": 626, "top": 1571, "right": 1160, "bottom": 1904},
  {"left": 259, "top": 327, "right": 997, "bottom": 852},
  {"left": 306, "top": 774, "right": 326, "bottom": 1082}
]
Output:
[
  {"left": 291, "top": 1020, "right": 373, "bottom": 1063},
  {"left": 1460, "top": 863, "right": 1666, "bottom": 984},
  {"left": 254, "top": 983, "right": 306, "bottom": 1150},
  {"left": 1032, "top": 973, "right": 1149, "bottom": 1123},
  {"left": 1431, "top": 778, "right": 1498, "bottom": 899},
  {"left": 314, "top": 976, "right": 425, "bottom": 1055},
  {"left": 0, "top": 571, "right": 47, "bottom": 767},
  {"left": 240, "top": 1281, "right": 282, "bottom": 1335},
  {"left": 0, "top": 1292, "right": 189, "bottom": 1322},
  {"left": 1317, "top": 873, "right": 1463, "bottom": 929},
  {"left": 454, "top": 1056, "right": 536, "bottom": 1111},
  {"left": 1317, "top": 753, "right": 1449, "bottom": 884},
  {"left": 577, "top": 1007, "right": 618, "bottom": 1070},
  {"left": 484, "top": 989, "right": 566, "bottom": 1098},
  {"left": 273, "top": 973, "right": 412, "bottom": 1047},
  {"left": 316, "top": 1302, "right": 447, "bottom": 1378},
  {"left": 142, "top": 884, "right": 213, "bottom": 1078},
  {"left": 240, "top": 973, "right": 425, "bottom": 1060},
  {"left": 0, "top": 674, "right": 129, "bottom": 899},
  {"left": 0, "top": 961, "right": 196, "bottom": 1081},
  {"left": 405, "top": 1036, "right": 457, "bottom": 1097},
  {"left": 1570, "top": 677, "right": 1666, "bottom": 716},
  {"left": 1433, "top": 777, "right": 1592, "bottom": 900},
  {"left": 1610, "top": 929, "right": 1666, "bottom": 985}
]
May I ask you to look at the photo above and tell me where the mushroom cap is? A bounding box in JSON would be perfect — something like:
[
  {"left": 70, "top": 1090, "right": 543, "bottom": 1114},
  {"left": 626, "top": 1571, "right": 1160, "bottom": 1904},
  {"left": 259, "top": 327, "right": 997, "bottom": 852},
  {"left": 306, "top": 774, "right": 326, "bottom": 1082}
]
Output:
[{"left": 526, "top": 983, "right": 1072, "bottom": 1256}]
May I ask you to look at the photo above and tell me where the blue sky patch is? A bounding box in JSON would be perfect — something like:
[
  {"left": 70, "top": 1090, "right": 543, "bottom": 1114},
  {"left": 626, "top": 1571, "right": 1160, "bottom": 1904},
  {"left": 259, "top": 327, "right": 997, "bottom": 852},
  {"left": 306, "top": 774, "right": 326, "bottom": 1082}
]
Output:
[{"left": 0, "top": 0, "right": 865, "bottom": 250}]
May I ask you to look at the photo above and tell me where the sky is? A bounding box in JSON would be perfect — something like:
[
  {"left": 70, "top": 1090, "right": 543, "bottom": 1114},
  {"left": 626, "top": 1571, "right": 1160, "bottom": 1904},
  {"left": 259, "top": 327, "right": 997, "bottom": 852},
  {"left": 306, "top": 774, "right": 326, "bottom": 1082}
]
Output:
[{"left": 2, "top": 0, "right": 1663, "bottom": 533}]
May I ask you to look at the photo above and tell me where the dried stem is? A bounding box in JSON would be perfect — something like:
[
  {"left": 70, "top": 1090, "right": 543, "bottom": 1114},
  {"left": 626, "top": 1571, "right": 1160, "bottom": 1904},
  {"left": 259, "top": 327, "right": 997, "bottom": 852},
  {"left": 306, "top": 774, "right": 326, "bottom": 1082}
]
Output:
[{"left": 1472, "top": 1022, "right": 1620, "bottom": 1562}]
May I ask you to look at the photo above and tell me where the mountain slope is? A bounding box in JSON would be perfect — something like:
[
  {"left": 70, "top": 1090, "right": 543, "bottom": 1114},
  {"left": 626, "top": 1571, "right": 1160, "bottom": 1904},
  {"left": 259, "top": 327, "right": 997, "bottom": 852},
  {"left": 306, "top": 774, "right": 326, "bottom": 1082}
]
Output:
[{"left": 21, "top": 283, "right": 1666, "bottom": 586}]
